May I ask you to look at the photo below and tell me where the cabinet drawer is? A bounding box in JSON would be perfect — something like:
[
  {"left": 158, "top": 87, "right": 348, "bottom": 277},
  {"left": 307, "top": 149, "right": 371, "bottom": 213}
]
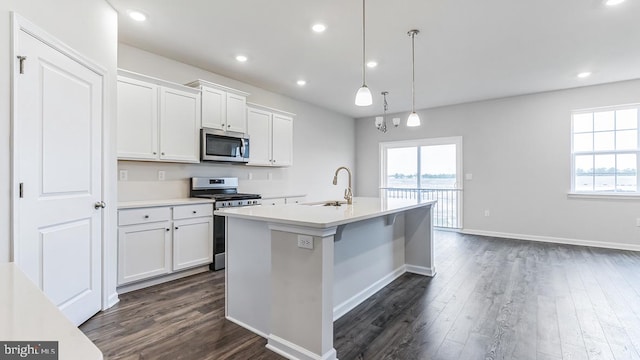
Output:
[
  {"left": 173, "top": 204, "right": 213, "bottom": 220},
  {"left": 119, "top": 207, "right": 171, "bottom": 226}
]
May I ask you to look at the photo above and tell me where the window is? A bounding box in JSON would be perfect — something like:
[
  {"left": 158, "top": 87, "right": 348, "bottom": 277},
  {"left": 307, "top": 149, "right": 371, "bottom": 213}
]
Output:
[
  {"left": 571, "top": 105, "right": 639, "bottom": 194},
  {"left": 380, "top": 136, "right": 463, "bottom": 228}
]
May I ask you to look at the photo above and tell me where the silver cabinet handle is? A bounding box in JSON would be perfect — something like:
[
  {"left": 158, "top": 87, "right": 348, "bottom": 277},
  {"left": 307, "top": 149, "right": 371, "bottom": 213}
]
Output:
[
  {"left": 166, "top": 228, "right": 170, "bottom": 232},
  {"left": 153, "top": 152, "right": 157, "bottom": 155},
  {"left": 175, "top": 226, "right": 179, "bottom": 230},
  {"left": 144, "top": 215, "right": 149, "bottom": 219},
  {"left": 94, "top": 201, "right": 106, "bottom": 209},
  {"left": 161, "top": 152, "right": 165, "bottom": 155},
  {"left": 192, "top": 210, "right": 197, "bottom": 214}
]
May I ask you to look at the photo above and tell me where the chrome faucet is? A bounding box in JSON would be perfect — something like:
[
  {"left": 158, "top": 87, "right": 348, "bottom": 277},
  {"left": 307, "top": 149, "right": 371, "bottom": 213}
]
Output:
[{"left": 332, "top": 166, "right": 353, "bottom": 205}]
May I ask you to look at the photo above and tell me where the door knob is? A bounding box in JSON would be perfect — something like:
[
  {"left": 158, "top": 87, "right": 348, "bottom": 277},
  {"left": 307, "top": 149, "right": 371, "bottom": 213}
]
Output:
[{"left": 94, "top": 201, "right": 106, "bottom": 209}]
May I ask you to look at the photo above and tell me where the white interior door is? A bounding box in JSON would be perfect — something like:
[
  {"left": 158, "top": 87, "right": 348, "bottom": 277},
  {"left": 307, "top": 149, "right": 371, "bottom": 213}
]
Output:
[{"left": 14, "top": 27, "right": 103, "bottom": 325}]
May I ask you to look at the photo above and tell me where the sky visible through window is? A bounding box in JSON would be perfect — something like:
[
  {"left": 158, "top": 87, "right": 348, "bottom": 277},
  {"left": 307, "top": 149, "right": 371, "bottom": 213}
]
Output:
[{"left": 386, "top": 144, "right": 457, "bottom": 189}]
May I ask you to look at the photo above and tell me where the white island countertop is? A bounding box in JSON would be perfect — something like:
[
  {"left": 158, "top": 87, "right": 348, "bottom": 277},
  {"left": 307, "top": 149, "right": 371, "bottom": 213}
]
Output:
[
  {"left": 215, "top": 197, "right": 436, "bottom": 228},
  {"left": 0, "top": 263, "right": 103, "bottom": 360}
]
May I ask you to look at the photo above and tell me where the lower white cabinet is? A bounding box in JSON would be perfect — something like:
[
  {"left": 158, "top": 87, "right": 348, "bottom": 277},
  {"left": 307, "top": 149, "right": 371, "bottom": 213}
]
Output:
[
  {"left": 263, "top": 196, "right": 306, "bottom": 206},
  {"left": 118, "top": 203, "right": 213, "bottom": 286},
  {"left": 173, "top": 217, "right": 213, "bottom": 271},
  {"left": 118, "top": 221, "right": 172, "bottom": 285}
]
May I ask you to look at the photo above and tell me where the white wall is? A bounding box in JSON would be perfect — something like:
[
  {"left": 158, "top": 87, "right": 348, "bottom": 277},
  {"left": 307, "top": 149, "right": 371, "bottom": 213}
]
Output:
[
  {"left": 117, "top": 44, "right": 355, "bottom": 202},
  {"left": 0, "top": 0, "right": 118, "bottom": 280},
  {"left": 356, "top": 79, "right": 640, "bottom": 250}
]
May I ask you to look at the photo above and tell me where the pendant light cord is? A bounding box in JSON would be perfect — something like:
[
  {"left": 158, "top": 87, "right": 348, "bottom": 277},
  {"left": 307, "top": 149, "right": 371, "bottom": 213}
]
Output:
[
  {"left": 362, "top": 0, "right": 366, "bottom": 86},
  {"left": 411, "top": 31, "right": 416, "bottom": 113}
]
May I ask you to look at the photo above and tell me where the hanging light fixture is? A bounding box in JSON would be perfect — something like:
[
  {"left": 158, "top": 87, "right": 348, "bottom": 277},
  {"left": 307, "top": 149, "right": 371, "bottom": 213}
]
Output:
[
  {"left": 375, "top": 91, "right": 389, "bottom": 133},
  {"left": 355, "top": 0, "right": 372, "bottom": 106},
  {"left": 407, "top": 29, "right": 420, "bottom": 127}
]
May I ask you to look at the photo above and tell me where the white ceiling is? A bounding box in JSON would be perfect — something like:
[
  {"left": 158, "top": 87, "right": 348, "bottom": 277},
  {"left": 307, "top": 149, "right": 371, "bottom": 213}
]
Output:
[{"left": 107, "top": 0, "right": 640, "bottom": 118}]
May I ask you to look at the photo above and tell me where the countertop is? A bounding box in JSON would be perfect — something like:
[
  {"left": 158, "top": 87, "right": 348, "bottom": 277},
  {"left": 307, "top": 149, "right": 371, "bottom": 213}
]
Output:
[
  {"left": 118, "top": 198, "right": 215, "bottom": 209},
  {"left": 214, "top": 196, "right": 436, "bottom": 229},
  {"left": 0, "top": 263, "right": 103, "bottom": 360}
]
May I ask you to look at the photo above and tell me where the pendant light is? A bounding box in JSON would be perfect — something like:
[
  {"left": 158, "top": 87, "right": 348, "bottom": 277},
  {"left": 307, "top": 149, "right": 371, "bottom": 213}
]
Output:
[
  {"left": 407, "top": 29, "right": 420, "bottom": 127},
  {"left": 375, "top": 91, "right": 389, "bottom": 133},
  {"left": 355, "top": 0, "right": 372, "bottom": 106}
]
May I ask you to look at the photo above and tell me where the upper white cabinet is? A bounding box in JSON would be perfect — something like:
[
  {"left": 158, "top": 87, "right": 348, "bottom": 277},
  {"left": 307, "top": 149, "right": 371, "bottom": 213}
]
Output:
[
  {"left": 117, "top": 70, "right": 201, "bottom": 163},
  {"left": 247, "top": 103, "right": 295, "bottom": 167},
  {"left": 186, "top": 80, "right": 250, "bottom": 133}
]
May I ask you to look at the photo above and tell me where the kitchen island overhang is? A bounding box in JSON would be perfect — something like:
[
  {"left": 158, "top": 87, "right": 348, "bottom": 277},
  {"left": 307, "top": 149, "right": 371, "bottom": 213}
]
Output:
[{"left": 216, "top": 197, "right": 436, "bottom": 360}]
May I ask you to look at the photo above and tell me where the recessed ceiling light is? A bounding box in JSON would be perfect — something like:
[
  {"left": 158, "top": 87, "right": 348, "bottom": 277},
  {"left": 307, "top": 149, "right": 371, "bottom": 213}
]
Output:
[
  {"left": 367, "top": 61, "right": 378, "bottom": 68},
  {"left": 127, "top": 10, "right": 147, "bottom": 22},
  {"left": 312, "top": 24, "right": 326, "bottom": 33},
  {"left": 297, "top": 80, "right": 307, "bottom": 86},
  {"left": 235, "top": 55, "right": 248, "bottom": 63},
  {"left": 605, "top": 0, "right": 625, "bottom": 6},
  {"left": 577, "top": 72, "right": 592, "bottom": 79}
]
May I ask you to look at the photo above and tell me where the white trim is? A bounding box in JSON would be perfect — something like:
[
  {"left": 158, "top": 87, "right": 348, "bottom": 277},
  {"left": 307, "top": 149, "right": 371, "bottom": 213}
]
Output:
[
  {"left": 268, "top": 223, "right": 338, "bottom": 237},
  {"left": 106, "top": 293, "right": 120, "bottom": 308},
  {"left": 460, "top": 228, "right": 640, "bottom": 252},
  {"left": 333, "top": 266, "right": 405, "bottom": 321},
  {"left": 266, "top": 334, "right": 338, "bottom": 360},
  {"left": 226, "top": 316, "right": 268, "bottom": 339},
  {"left": 116, "top": 265, "right": 210, "bottom": 294},
  {"left": 567, "top": 192, "right": 640, "bottom": 200},
  {"left": 405, "top": 264, "right": 437, "bottom": 277}
]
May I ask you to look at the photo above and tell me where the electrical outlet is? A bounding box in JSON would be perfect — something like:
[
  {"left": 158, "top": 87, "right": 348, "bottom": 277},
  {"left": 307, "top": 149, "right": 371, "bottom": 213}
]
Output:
[
  {"left": 119, "top": 170, "right": 128, "bottom": 181},
  {"left": 465, "top": 173, "right": 473, "bottom": 180},
  {"left": 484, "top": 209, "right": 490, "bottom": 217},
  {"left": 268, "top": 172, "right": 273, "bottom": 180},
  {"left": 248, "top": 172, "right": 253, "bottom": 180},
  {"left": 158, "top": 170, "right": 165, "bottom": 181},
  {"left": 297, "top": 235, "right": 313, "bottom": 250},
  {"left": 636, "top": 218, "right": 640, "bottom": 227}
]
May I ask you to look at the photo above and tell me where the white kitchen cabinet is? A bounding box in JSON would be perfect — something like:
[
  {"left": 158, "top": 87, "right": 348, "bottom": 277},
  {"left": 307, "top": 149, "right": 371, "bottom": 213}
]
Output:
[
  {"left": 186, "top": 80, "right": 250, "bottom": 133},
  {"left": 247, "top": 103, "right": 295, "bottom": 167},
  {"left": 172, "top": 204, "right": 213, "bottom": 271},
  {"left": 117, "top": 202, "right": 213, "bottom": 287},
  {"left": 118, "top": 208, "right": 172, "bottom": 285},
  {"left": 263, "top": 198, "right": 286, "bottom": 206},
  {"left": 117, "top": 70, "right": 201, "bottom": 163},
  {"left": 285, "top": 196, "right": 306, "bottom": 204}
]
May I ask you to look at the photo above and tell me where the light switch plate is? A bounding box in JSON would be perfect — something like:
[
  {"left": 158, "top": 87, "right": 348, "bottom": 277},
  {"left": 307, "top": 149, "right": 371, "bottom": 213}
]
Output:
[
  {"left": 158, "top": 170, "right": 165, "bottom": 181},
  {"left": 465, "top": 173, "right": 473, "bottom": 180},
  {"left": 119, "top": 170, "right": 128, "bottom": 181}
]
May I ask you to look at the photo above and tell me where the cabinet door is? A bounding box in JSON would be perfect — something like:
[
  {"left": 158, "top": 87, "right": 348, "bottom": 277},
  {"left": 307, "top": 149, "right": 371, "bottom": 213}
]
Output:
[
  {"left": 226, "top": 93, "right": 247, "bottom": 133},
  {"left": 285, "top": 196, "right": 306, "bottom": 204},
  {"left": 117, "top": 77, "right": 159, "bottom": 160},
  {"left": 272, "top": 114, "right": 293, "bottom": 166},
  {"left": 118, "top": 221, "right": 172, "bottom": 285},
  {"left": 246, "top": 107, "right": 272, "bottom": 166},
  {"left": 173, "top": 217, "right": 213, "bottom": 271},
  {"left": 159, "top": 87, "right": 201, "bottom": 163},
  {"left": 201, "top": 86, "right": 226, "bottom": 130},
  {"left": 264, "top": 198, "right": 286, "bottom": 206}
]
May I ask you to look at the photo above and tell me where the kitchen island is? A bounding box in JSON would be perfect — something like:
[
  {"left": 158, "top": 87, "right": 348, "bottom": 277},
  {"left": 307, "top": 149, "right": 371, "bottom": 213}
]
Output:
[{"left": 215, "top": 196, "right": 436, "bottom": 360}]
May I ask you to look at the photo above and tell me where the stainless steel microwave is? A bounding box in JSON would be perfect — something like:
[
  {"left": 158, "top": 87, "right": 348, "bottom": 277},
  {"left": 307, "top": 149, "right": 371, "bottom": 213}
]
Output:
[{"left": 201, "top": 128, "right": 250, "bottom": 163}]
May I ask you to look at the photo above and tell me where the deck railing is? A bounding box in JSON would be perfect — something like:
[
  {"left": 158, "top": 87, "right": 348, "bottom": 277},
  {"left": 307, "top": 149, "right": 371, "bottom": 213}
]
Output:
[{"left": 381, "top": 188, "right": 462, "bottom": 229}]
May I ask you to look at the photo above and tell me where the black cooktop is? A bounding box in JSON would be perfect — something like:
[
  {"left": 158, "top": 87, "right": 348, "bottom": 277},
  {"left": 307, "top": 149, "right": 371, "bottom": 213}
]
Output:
[{"left": 194, "top": 193, "right": 261, "bottom": 201}]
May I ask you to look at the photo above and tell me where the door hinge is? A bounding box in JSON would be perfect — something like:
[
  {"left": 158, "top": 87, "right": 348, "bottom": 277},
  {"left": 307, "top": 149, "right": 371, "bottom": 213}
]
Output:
[
  {"left": 17, "top": 56, "right": 27, "bottom": 74},
  {"left": 19, "top": 183, "right": 24, "bottom": 198}
]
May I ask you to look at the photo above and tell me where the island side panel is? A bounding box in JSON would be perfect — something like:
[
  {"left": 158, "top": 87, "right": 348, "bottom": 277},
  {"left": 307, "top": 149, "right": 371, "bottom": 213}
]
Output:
[
  {"left": 333, "top": 214, "right": 406, "bottom": 319},
  {"left": 404, "top": 205, "right": 436, "bottom": 276},
  {"left": 225, "top": 217, "right": 271, "bottom": 336},
  {"left": 268, "top": 230, "right": 337, "bottom": 360}
]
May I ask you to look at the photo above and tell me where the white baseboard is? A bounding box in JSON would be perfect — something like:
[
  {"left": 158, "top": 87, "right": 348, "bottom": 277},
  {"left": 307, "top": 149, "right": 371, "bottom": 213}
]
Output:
[
  {"left": 116, "top": 265, "right": 210, "bottom": 294},
  {"left": 460, "top": 228, "right": 640, "bottom": 252},
  {"left": 405, "top": 264, "right": 437, "bottom": 277},
  {"left": 226, "top": 315, "right": 268, "bottom": 339},
  {"left": 333, "top": 266, "right": 405, "bottom": 321},
  {"left": 267, "top": 334, "right": 337, "bottom": 360},
  {"left": 105, "top": 292, "right": 119, "bottom": 309}
]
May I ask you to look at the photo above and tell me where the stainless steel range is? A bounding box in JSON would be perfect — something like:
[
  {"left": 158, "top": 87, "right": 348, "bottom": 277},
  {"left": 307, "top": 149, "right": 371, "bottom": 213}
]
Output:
[{"left": 190, "top": 177, "right": 261, "bottom": 270}]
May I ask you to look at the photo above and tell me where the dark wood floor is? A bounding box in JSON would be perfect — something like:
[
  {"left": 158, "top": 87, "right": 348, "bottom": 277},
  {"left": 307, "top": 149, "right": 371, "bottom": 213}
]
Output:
[{"left": 81, "top": 231, "right": 640, "bottom": 360}]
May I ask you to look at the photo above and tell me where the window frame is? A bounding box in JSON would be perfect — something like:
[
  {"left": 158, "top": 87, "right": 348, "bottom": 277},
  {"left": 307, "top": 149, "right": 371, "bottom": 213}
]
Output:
[
  {"left": 379, "top": 136, "right": 463, "bottom": 190},
  {"left": 569, "top": 103, "right": 640, "bottom": 198}
]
